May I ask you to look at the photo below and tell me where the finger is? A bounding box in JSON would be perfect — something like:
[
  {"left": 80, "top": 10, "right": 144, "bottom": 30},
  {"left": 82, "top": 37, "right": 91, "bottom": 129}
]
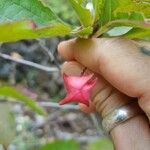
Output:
[
  {"left": 79, "top": 102, "right": 96, "bottom": 113},
  {"left": 138, "top": 95, "right": 150, "bottom": 121},
  {"left": 58, "top": 39, "right": 75, "bottom": 61}
]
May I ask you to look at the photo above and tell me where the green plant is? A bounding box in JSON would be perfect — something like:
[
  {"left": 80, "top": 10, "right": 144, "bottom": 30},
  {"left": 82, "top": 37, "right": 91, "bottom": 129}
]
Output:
[
  {"left": 39, "top": 138, "right": 113, "bottom": 150},
  {"left": 0, "top": 103, "right": 16, "bottom": 149},
  {"left": 0, "top": 86, "right": 46, "bottom": 115},
  {"left": 0, "top": 0, "right": 149, "bottom": 42},
  {"left": 87, "top": 137, "right": 114, "bottom": 150},
  {"left": 39, "top": 140, "right": 80, "bottom": 150}
]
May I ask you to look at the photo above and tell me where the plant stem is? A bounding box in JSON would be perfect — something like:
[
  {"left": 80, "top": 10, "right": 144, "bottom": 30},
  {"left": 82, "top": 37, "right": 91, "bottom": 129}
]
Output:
[{"left": 40, "top": 102, "right": 79, "bottom": 110}]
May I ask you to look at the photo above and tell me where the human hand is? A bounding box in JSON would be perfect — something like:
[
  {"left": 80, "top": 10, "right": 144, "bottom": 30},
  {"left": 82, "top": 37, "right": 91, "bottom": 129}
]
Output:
[
  {"left": 58, "top": 38, "right": 150, "bottom": 149},
  {"left": 58, "top": 38, "right": 150, "bottom": 119}
]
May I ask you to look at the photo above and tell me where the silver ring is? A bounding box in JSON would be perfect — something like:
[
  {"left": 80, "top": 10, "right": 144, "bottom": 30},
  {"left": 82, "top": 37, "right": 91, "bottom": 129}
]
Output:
[{"left": 102, "top": 102, "right": 143, "bottom": 133}]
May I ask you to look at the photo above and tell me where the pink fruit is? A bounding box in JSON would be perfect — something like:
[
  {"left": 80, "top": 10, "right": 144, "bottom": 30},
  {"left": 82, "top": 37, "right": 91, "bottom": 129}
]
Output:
[{"left": 59, "top": 73, "right": 97, "bottom": 106}]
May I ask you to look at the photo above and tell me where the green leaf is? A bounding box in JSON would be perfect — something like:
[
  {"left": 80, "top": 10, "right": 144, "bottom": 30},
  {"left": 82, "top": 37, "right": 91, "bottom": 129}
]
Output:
[
  {"left": 39, "top": 0, "right": 79, "bottom": 26},
  {"left": 68, "top": 0, "right": 93, "bottom": 27},
  {"left": 77, "top": 0, "right": 87, "bottom": 5},
  {"left": 114, "top": 0, "right": 150, "bottom": 18},
  {"left": 100, "top": 0, "right": 118, "bottom": 25},
  {"left": 72, "top": 26, "right": 93, "bottom": 37},
  {"left": 95, "top": 0, "right": 149, "bottom": 37},
  {"left": 0, "top": 0, "right": 62, "bottom": 26},
  {"left": 107, "top": 20, "right": 148, "bottom": 29},
  {"left": 94, "top": 19, "right": 149, "bottom": 37},
  {"left": 115, "top": 11, "right": 145, "bottom": 21},
  {"left": 129, "top": 12, "right": 145, "bottom": 21},
  {"left": 123, "top": 27, "right": 150, "bottom": 39},
  {"left": 39, "top": 140, "right": 80, "bottom": 150},
  {"left": 0, "top": 20, "right": 72, "bottom": 42},
  {"left": 115, "top": 12, "right": 130, "bottom": 20},
  {"left": 87, "top": 137, "right": 114, "bottom": 150},
  {"left": 92, "top": 0, "right": 102, "bottom": 22},
  {"left": 0, "top": 103, "right": 16, "bottom": 145},
  {"left": 107, "top": 26, "right": 132, "bottom": 36},
  {"left": 0, "top": 86, "right": 46, "bottom": 115}
]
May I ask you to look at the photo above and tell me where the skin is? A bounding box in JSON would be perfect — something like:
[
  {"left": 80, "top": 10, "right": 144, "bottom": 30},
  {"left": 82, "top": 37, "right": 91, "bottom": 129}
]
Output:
[{"left": 58, "top": 38, "right": 150, "bottom": 149}]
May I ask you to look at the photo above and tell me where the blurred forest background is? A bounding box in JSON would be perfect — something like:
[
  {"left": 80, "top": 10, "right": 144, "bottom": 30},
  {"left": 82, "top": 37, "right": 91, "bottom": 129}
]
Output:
[{"left": 0, "top": 0, "right": 113, "bottom": 150}]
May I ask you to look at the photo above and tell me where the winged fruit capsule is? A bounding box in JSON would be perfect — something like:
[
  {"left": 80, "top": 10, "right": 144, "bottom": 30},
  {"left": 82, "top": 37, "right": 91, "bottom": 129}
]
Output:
[{"left": 59, "top": 73, "right": 97, "bottom": 106}]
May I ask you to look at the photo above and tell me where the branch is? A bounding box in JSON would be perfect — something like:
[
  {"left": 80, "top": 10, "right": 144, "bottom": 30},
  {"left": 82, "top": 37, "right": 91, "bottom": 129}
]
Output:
[
  {"left": 37, "top": 39, "right": 55, "bottom": 61},
  {"left": 0, "top": 97, "right": 79, "bottom": 110},
  {"left": 39, "top": 102, "right": 80, "bottom": 110},
  {"left": 37, "top": 39, "right": 61, "bottom": 69},
  {"left": 0, "top": 53, "right": 59, "bottom": 73}
]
